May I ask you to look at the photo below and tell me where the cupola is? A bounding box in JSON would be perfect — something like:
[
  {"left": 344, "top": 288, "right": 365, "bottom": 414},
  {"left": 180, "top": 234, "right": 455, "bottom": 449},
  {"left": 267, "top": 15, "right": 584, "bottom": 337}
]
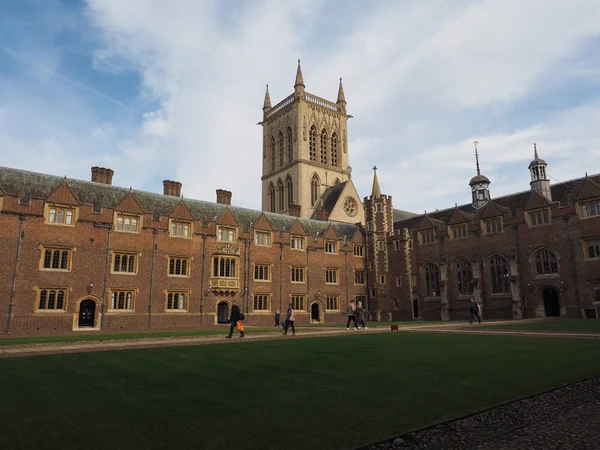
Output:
[{"left": 469, "top": 141, "right": 491, "bottom": 209}]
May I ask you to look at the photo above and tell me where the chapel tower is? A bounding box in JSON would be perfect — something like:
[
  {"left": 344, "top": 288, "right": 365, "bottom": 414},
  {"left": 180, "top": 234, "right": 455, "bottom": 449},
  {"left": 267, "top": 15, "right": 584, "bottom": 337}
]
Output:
[
  {"left": 259, "top": 61, "right": 362, "bottom": 223},
  {"left": 529, "top": 143, "right": 552, "bottom": 201}
]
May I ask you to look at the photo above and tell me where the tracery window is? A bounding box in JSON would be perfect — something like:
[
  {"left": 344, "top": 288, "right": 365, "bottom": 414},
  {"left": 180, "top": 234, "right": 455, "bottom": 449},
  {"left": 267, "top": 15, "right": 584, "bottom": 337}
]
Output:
[
  {"left": 331, "top": 132, "right": 338, "bottom": 167},
  {"left": 287, "top": 127, "right": 293, "bottom": 162},
  {"left": 320, "top": 129, "right": 327, "bottom": 164},
  {"left": 534, "top": 250, "right": 558, "bottom": 275},
  {"left": 423, "top": 263, "right": 440, "bottom": 297},
  {"left": 489, "top": 255, "right": 510, "bottom": 294},
  {"left": 269, "top": 183, "right": 275, "bottom": 212},
  {"left": 455, "top": 259, "right": 473, "bottom": 295},
  {"left": 279, "top": 132, "right": 284, "bottom": 168},
  {"left": 286, "top": 177, "right": 293, "bottom": 207},
  {"left": 277, "top": 180, "right": 284, "bottom": 211},
  {"left": 309, "top": 126, "right": 317, "bottom": 161},
  {"left": 271, "top": 137, "right": 276, "bottom": 171},
  {"left": 310, "top": 175, "right": 319, "bottom": 206}
]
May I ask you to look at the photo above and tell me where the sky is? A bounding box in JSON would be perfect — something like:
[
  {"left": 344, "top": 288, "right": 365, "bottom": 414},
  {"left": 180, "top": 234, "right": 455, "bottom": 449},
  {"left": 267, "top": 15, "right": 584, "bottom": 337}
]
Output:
[{"left": 1, "top": 0, "right": 599, "bottom": 214}]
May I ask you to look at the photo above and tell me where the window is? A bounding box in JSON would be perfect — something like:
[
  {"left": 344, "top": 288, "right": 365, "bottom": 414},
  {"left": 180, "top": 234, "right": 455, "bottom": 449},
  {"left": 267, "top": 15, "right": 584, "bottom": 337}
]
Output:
[
  {"left": 393, "top": 240, "right": 401, "bottom": 251},
  {"left": 287, "top": 178, "right": 293, "bottom": 207},
  {"left": 395, "top": 276, "right": 402, "bottom": 287},
  {"left": 279, "top": 132, "right": 284, "bottom": 168},
  {"left": 291, "top": 295, "right": 305, "bottom": 311},
  {"left": 423, "top": 263, "right": 440, "bottom": 297},
  {"left": 255, "top": 231, "right": 271, "bottom": 246},
  {"left": 325, "top": 241, "right": 337, "bottom": 254},
  {"left": 320, "top": 129, "right": 327, "bottom": 164},
  {"left": 592, "top": 283, "right": 600, "bottom": 303},
  {"left": 291, "top": 236, "right": 305, "bottom": 251},
  {"left": 489, "top": 255, "right": 510, "bottom": 294},
  {"left": 254, "top": 264, "right": 270, "bottom": 281},
  {"left": 212, "top": 257, "right": 238, "bottom": 278},
  {"left": 218, "top": 226, "right": 236, "bottom": 242},
  {"left": 277, "top": 180, "right": 284, "bottom": 211},
  {"left": 585, "top": 239, "right": 600, "bottom": 259},
  {"left": 485, "top": 217, "right": 503, "bottom": 234},
  {"left": 253, "top": 294, "right": 269, "bottom": 311},
  {"left": 168, "top": 257, "right": 190, "bottom": 276},
  {"left": 376, "top": 204, "right": 382, "bottom": 212},
  {"left": 47, "top": 206, "right": 75, "bottom": 226},
  {"left": 420, "top": 230, "right": 435, "bottom": 244},
  {"left": 309, "top": 126, "right": 317, "bottom": 161},
  {"left": 353, "top": 244, "right": 364, "bottom": 257},
  {"left": 110, "top": 290, "right": 134, "bottom": 310},
  {"left": 287, "top": 127, "right": 293, "bottom": 162},
  {"left": 41, "top": 247, "right": 72, "bottom": 271},
  {"left": 370, "top": 287, "right": 377, "bottom": 298},
  {"left": 455, "top": 260, "right": 473, "bottom": 295},
  {"left": 116, "top": 214, "right": 140, "bottom": 233},
  {"left": 291, "top": 266, "right": 305, "bottom": 283},
  {"left": 271, "top": 136, "right": 276, "bottom": 171},
  {"left": 331, "top": 132, "right": 338, "bottom": 167},
  {"left": 113, "top": 252, "right": 138, "bottom": 274},
  {"left": 354, "top": 270, "right": 366, "bottom": 285},
  {"left": 534, "top": 250, "right": 558, "bottom": 275},
  {"left": 377, "top": 240, "right": 385, "bottom": 251},
  {"left": 368, "top": 262, "right": 374, "bottom": 271},
  {"left": 326, "top": 296, "right": 338, "bottom": 310},
  {"left": 325, "top": 269, "right": 338, "bottom": 284},
  {"left": 581, "top": 200, "right": 600, "bottom": 218},
  {"left": 310, "top": 175, "right": 319, "bottom": 206},
  {"left": 37, "top": 288, "right": 67, "bottom": 310},
  {"left": 366, "top": 222, "right": 373, "bottom": 231},
  {"left": 269, "top": 183, "right": 275, "bottom": 212},
  {"left": 410, "top": 275, "right": 417, "bottom": 286},
  {"left": 170, "top": 220, "right": 191, "bottom": 238},
  {"left": 530, "top": 209, "right": 550, "bottom": 226},
  {"left": 379, "top": 275, "right": 387, "bottom": 285},
  {"left": 166, "top": 292, "right": 187, "bottom": 311},
  {"left": 452, "top": 224, "right": 467, "bottom": 239}
]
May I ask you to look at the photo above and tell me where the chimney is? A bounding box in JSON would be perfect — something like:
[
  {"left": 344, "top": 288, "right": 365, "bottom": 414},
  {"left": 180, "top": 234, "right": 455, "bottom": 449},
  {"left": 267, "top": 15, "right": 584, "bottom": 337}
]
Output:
[
  {"left": 315, "top": 205, "right": 329, "bottom": 221},
  {"left": 288, "top": 203, "right": 301, "bottom": 217},
  {"left": 91, "top": 166, "right": 114, "bottom": 185},
  {"left": 216, "top": 189, "right": 232, "bottom": 205},
  {"left": 163, "top": 180, "right": 182, "bottom": 197}
]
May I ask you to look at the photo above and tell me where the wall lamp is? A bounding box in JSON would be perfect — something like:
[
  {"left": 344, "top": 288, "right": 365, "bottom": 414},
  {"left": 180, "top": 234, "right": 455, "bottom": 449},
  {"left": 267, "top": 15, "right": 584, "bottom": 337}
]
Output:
[{"left": 88, "top": 281, "right": 94, "bottom": 293}]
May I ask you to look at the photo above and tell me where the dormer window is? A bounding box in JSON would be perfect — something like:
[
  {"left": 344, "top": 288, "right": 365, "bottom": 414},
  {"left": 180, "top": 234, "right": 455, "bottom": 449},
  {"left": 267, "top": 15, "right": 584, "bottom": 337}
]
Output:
[
  {"left": 451, "top": 224, "right": 467, "bottom": 239},
  {"left": 218, "top": 226, "right": 236, "bottom": 242},
  {"left": 47, "top": 205, "right": 76, "bottom": 226},
  {"left": 291, "top": 236, "right": 305, "bottom": 251},
  {"left": 255, "top": 231, "right": 271, "bottom": 246},
  {"left": 170, "top": 220, "right": 191, "bottom": 238},
  {"left": 115, "top": 213, "right": 140, "bottom": 233},
  {"left": 325, "top": 241, "right": 337, "bottom": 254},
  {"left": 419, "top": 230, "right": 435, "bottom": 244},
  {"left": 529, "top": 209, "right": 550, "bottom": 227},
  {"left": 581, "top": 200, "right": 600, "bottom": 218},
  {"left": 484, "top": 217, "right": 503, "bottom": 234}
]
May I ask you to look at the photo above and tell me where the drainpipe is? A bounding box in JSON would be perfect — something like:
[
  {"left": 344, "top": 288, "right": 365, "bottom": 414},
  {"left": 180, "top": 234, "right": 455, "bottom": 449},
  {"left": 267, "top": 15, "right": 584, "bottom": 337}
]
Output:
[
  {"left": 6, "top": 215, "right": 26, "bottom": 334},
  {"left": 199, "top": 234, "right": 206, "bottom": 326},
  {"left": 147, "top": 229, "right": 158, "bottom": 329},
  {"left": 100, "top": 225, "right": 112, "bottom": 330},
  {"left": 344, "top": 249, "right": 349, "bottom": 308},
  {"left": 564, "top": 215, "right": 580, "bottom": 314},
  {"left": 279, "top": 243, "right": 284, "bottom": 313}
]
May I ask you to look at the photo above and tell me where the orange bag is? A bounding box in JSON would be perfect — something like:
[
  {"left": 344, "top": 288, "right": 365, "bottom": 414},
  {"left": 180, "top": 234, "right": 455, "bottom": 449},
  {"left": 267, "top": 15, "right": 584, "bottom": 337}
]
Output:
[{"left": 236, "top": 320, "right": 244, "bottom": 332}]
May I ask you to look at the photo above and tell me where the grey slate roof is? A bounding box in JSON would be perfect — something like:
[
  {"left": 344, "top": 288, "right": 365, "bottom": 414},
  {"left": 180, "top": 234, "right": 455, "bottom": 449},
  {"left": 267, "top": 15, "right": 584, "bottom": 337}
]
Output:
[
  {"left": 0, "top": 166, "right": 360, "bottom": 238},
  {"left": 311, "top": 181, "right": 347, "bottom": 219},
  {"left": 393, "top": 209, "right": 418, "bottom": 221}
]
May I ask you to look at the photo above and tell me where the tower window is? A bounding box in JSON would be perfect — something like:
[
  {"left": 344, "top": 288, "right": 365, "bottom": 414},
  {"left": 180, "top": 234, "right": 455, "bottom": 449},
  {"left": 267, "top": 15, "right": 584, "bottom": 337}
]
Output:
[
  {"left": 287, "top": 127, "right": 293, "bottom": 162},
  {"left": 311, "top": 175, "right": 319, "bottom": 206},
  {"left": 331, "top": 132, "right": 338, "bottom": 167},
  {"left": 271, "top": 137, "right": 276, "bottom": 171},
  {"left": 309, "top": 126, "right": 317, "bottom": 161},
  {"left": 279, "top": 132, "right": 284, "bottom": 168},
  {"left": 269, "top": 183, "right": 275, "bottom": 212},
  {"left": 286, "top": 177, "right": 293, "bottom": 207},
  {"left": 277, "top": 180, "right": 284, "bottom": 211},
  {"left": 320, "top": 129, "right": 327, "bottom": 164}
]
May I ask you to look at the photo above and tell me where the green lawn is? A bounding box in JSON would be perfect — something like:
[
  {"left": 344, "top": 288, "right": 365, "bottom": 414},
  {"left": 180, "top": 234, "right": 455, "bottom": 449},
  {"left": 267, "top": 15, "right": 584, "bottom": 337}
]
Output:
[
  {"left": 1, "top": 333, "right": 599, "bottom": 450},
  {"left": 481, "top": 319, "right": 600, "bottom": 333}
]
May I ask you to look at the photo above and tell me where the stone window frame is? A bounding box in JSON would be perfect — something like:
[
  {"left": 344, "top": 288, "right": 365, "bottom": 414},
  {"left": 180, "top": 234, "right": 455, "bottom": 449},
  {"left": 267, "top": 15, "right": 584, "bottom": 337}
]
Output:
[
  {"left": 455, "top": 259, "right": 474, "bottom": 296},
  {"left": 291, "top": 266, "right": 306, "bottom": 283},
  {"left": 169, "top": 219, "right": 192, "bottom": 239},
  {"left": 108, "top": 288, "right": 136, "bottom": 311},
  {"left": 353, "top": 244, "right": 364, "bottom": 257},
  {"left": 39, "top": 245, "right": 74, "bottom": 272},
  {"left": 291, "top": 295, "right": 306, "bottom": 311},
  {"left": 325, "top": 240, "right": 337, "bottom": 254},
  {"left": 167, "top": 255, "right": 191, "bottom": 278},
  {"left": 379, "top": 275, "right": 387, "bottom": 285},
  {"left": 253, "top": 263, "right": 271, "bottom": 282},
  {"left": 483, "top": 217, "right": 503, "bottom": 235},
  {"left": 419, "top": 230, "right": 435, "bottom": 245},
  {"left": 422, "top": 262, "right": 440, "bottom": 298},
  {"left": 527, "top": 208, "right": 551, "bottom": 227},
  {"left": 217, "top": 225, "right": 237, "bottom": 243},
  {"left": 326, "top": 295, "right": 339, "bottom": 311},
  {"left": 45, "top": 203, "right": 77, "bottom": 227},
  {"left": 450, "top": 223, "right": 468, "bottom": 240},
  {"left": 291, "top": 235, "right": 306, "bottom": 251},
  {"left": 36, "top": 286, "right": 69, "bottom": 312},
  {"left": 212, "top": 256, "right": 238, "bottom": 279},
  {"left": 111, "top": 251, "right": 140, "bottom": 275},
  {"left": 254, "top": 230, "right": 271, "bottom": 247},
  {"left": 532, "top": 248, "right": 559, "bottom": 276},
  {"left": 487, "top": 254, "right": 511, "bottom": 295},
  {"left": 377, "top": 240, "right": 385, "bottom": 250},
  {"left": 589, "top": 281, "right": 600, "bottom": 304},
  {"left": 165, "top": 290, "right": 189, "bottom": 312},
  {"left": 253, "top": 293, "right": 270, "bottom": 312},
  {"left": 325, "top": 268, "right": 339, "bottom": 285},
  {"left": 583, "top": 238, "right": 600, "bottom": 260},
  {"left": 114, "top": 212, "right": 142, "bottom": 234},
  {"left": 579, "top": 199, "right": 600, "bottom": 219}
]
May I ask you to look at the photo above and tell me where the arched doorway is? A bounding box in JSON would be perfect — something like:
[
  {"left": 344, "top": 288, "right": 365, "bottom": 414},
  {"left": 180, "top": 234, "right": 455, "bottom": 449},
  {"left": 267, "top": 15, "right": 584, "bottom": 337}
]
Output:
[
  {"left": 543, "top": 287, "right": 560, "bottom": 317},
  {"left": 78, "top": 299, "right": 97, "bottom": 328},
  {"left": 217, "top": 302, "right": 230, "bottom": 324},
  {"left": 311, "top": 303, "right": 321, "bottom": 323}
]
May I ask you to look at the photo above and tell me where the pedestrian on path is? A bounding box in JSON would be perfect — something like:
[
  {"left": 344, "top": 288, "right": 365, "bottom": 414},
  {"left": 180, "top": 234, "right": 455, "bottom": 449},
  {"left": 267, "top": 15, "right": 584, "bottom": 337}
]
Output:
[
  {"left": 274, "top": 309, "right": 281, "bottom": 327},
  {"left": 356, "top": 300, "right": 368, "bottom": 329},
  {"left": 346, "top": 300, "right": 358, "bottom": 330},
  {"left": 283, "top": 303, "right": 295, "bottom": 335},
  {"left": 226, "top": 300, "right": 245, "bottom": 338},
  {"left": 469, "top": 298, "right": 481, "bottom": 324},
  {"left": 477, "top": 301, "right": 483, "bottom": 323}
]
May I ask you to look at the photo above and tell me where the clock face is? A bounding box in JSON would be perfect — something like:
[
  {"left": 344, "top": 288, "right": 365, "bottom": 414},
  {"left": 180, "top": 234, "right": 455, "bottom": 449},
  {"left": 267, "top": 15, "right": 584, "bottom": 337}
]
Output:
[{"left": 343, "top": 197, "right": 358, "bottom": 217}]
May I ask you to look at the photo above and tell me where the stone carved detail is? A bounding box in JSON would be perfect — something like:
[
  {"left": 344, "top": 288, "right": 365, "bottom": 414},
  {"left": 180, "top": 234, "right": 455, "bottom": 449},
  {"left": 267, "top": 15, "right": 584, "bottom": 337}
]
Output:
[{"left": 212, "top": 244, "right": 241, "bottom": 256}]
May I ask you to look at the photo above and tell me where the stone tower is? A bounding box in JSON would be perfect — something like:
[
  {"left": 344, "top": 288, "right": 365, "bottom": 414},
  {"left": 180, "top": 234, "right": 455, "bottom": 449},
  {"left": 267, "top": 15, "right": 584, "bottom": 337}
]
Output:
[
  {"left": 529, "top": 143, "right": 552, "bottom": 201},
  {"left": 259, "top": 61, "right": 353, "bottom": 219}
]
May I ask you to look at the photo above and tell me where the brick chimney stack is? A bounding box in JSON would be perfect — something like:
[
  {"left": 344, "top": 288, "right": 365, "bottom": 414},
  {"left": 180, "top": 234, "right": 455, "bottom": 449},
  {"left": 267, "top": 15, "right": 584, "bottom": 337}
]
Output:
[
  {"left": 163, "top": 180, "right": 182, "bottom": 197},
  {"left": 91, "top": 167, "right": 114, "bottom": 185},
  {"left": 315, "top": 205, "right": 329, "bottom": 221},
  {"left": 288, "top": 203, "right": 301, "bottom": 217},
  {"left": 216, "top": 189, "right": 232, "bottom": 205}
]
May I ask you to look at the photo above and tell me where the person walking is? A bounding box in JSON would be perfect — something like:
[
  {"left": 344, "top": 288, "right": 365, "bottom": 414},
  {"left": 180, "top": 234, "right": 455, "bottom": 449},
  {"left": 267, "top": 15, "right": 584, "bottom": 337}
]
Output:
[
  {"left": 346, "top": 300, "right": 358, "bottom": 330},
  {"left": 477, "top": 301, "right": 483, "bottom": 324},
  {"left": 356, "top": 300, "right": 368, "bottom": 329},
  {"left": 226, "top": 300, "right": 245, "bottom": 338},
  {"left": 274, "top": 309, "right": 281, "bottom": 328},
  {"left": 283, "top": 303, "right": 295, "bottom": 336},
  {"left": 469, "top": 298, "right": 480, "bottom": 324}
]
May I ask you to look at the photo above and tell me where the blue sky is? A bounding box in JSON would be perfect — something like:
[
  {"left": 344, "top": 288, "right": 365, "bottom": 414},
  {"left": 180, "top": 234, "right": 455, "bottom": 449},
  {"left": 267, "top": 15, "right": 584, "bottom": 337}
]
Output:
[{"left": 1, "top": 0, "right": 599, "bottom": 213}]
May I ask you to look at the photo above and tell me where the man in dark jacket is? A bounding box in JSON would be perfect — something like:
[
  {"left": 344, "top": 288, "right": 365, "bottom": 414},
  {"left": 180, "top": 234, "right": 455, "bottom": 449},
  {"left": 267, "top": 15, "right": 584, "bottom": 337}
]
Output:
[
  {"left": 226, "top": 300, "right": 245, "bottom": 338},
  {"left": 469, "top": 298, "right": 481, "bottom": 324}
]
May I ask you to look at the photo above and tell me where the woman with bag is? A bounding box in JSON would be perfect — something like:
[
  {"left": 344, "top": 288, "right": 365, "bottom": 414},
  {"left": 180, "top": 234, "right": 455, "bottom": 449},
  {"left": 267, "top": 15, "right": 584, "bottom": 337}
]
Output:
[{"left": 226, "top": 300, "right": 245, "bottom": 338}]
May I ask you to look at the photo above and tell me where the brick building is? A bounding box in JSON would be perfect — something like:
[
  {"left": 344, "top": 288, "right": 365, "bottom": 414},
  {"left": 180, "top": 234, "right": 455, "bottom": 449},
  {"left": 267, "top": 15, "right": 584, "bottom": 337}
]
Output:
[{"left": 365, "top": 143, "right": 600, "bottom": 322}]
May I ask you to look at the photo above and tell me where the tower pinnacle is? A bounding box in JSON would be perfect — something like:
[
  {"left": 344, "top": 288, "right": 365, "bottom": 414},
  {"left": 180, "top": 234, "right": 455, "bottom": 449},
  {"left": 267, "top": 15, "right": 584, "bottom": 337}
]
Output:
[
  {"left": 337, "top": 77, "right": 346, "bottom": 104},
  {"left": 262, "top": 84, "right": 272, "bottom": 111},
  {"left": 371, "top": 165, "right": 381, "bottom": 198},
  {"left": 534, "top": 142, "right": 538, "bottom": 160},
  {"left": 294, "top": 59, "right": 305, "bottom": 88},
  {"left": 474, "top": 141, "right": 481, "bottom": 176}
]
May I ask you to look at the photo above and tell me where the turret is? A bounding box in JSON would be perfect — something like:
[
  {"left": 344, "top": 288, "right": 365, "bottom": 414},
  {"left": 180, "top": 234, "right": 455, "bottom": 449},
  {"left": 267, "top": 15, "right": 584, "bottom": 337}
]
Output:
[
  {"left": 294, "top": 59, "right": 305, "bottom": 98},
  {"left": 262, "top": 84, "right": 272, "bottom": 113},
  {"left": 529, "top": 143, "right": 552, "bottom": 201},
  {"left": 469, "top": 141, "right": 491, "bottom": 209},
  {"left": 336, "top": 77, "right": 346, "bottom": 114}
]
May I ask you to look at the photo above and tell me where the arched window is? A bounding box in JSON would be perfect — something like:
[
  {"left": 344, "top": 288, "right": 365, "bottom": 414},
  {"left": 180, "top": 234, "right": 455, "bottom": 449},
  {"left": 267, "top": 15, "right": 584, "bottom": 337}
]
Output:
[
  {"left": 279, "top": 132, "right": 284, "bottom": 168},
  {"left": 309, "top": 126, "right": 317, "bottom": 161},
  {"left": 270, "top": 137, "right": 276, "bottom": 171},
  {"left": 333, "top": 178, "right": 341, "bottom": 185},
  {"left": 535, "top": 249, "right": 558, "bottom": 275},
  {"left": 490, "top": 255, "right": 510, "bottom": 294},
  {"left": 455, "top": 259, "right": 473, "bottom": 295},
  {"left": 331, "top": 132, "right": 338, "bottom": 167},
  {"left": 277, "top": 180, "right": 284, "bottom": 212},
  {"left": 268, "top": 183, "right": 275, "bottom": 212},
  {"left": 286, "top": 177, "right": 293, "bottom": 207},
  {"left": 423, "top": 263, "right": 440, "bottom": 297},
  {"left": 311, "top": 174, "right": 320, "bottom": 206},
  {"left": 320, "top": 129, "right": 327, "bottom": 164},
  {"left": 287, "top": 127, "right": 293, "bottom": 162}
]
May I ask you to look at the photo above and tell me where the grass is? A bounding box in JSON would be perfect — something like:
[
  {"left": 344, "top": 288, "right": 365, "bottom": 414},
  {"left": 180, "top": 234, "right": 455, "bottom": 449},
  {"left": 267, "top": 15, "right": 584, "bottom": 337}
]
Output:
[
  {"left": 1, "top": 333, "right": 600, "bottom": 450},
  {"left": 481, "top": 319, "right": 600, "bottom": 333}
]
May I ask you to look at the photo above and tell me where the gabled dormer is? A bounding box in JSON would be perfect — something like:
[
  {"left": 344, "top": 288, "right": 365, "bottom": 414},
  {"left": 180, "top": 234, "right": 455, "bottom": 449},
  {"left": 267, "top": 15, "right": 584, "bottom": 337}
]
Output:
[
  {"left": 479, "top": 200, "right": 508, "bottom": 235},
  {"left": 575, "top": 176, "right": 600, "bottom": 219},
  {"left": 418, "top": 215, "right": 441, "bottom": 245},
  {"left": 525, "top": 189, "right": 553, "bottom": 227},
  {"left": 45, "top": 180, "right": 80, "bottom": 226},
  {"left": 253, "top": 213, "right": 274, "bottom": 247},
  {"left": 448, "top": 207, "right": 472, "bottom": 240},
  {"left": 214, "top": 207, "right": 240, "bottom": 243},
  {"left": 114, "top": 190, "right": 144, "bottom": 233},
  {"left": 169, "top": 200, "right": 194, "bottom": 238}
]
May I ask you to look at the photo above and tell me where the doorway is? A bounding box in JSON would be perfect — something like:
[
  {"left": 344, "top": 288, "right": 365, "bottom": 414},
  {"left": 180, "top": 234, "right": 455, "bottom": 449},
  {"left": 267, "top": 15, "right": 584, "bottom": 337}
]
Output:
[
  {"left": 217, "top": 302, "right": 229, "bottom": 324},
  {"left": 78, "top": 299, "right": 96, "bottom": 328},
  {"left": 311, "top": 303, "right": 321, "bottom": 323},
  {"left": 543, "top": 288, "right": 560, "bottom": 317},
  {"left": 412, "top": 294, "right": 420, "bottom": 319}
]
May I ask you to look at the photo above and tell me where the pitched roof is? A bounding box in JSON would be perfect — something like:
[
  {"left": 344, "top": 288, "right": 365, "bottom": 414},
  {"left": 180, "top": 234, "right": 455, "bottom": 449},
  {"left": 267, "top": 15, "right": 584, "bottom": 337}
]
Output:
[
  {"left": 0, "top": 166, "right": 360, "bottom": 238},
  {"left": 394, "top": 173, "right": 600, "bottom": 231},
  {"left": 393, "top": 209, "right": 418, "bottom": 221},
  {"left": 311, "top": 181, "right": 347, "bottom": 219},
  {"left": 525, "top": 189, "right": 552, "bottom": 210}
]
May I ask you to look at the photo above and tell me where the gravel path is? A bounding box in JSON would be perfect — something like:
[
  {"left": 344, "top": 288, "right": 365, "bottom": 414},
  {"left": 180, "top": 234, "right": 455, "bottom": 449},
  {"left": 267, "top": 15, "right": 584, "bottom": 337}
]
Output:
[{"left": 358, "top": 376, "right": 600, "bottom": 450}]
